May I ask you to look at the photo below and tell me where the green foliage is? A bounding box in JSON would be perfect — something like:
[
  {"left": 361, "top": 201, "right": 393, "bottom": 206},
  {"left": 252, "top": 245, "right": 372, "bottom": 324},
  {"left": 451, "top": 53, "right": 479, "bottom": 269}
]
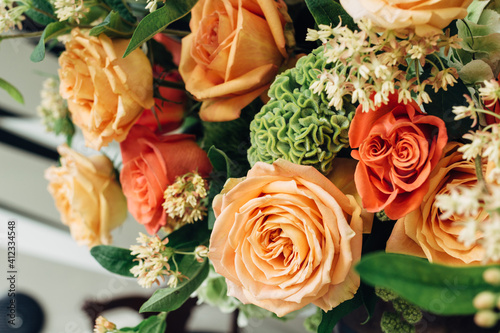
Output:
[
  {"left": 318, "top": 292, "right": 362, "bottom": 333},
  {"left": 165, "top": 220, "right": 210, "bottom": 250},
  {"left": 102, "top": 0, "right": 137, "bottom": 23},
  {"left": 117, "top": 313, "right": 167, "bottom": 333},
  {"left": 206, "top": 146, "right": 242, "bottom": 229},
  {"left": 149, "top": 38, "right": 177, "bottom": 71},
  {"left": 380, "top": 311, "right": 415, "bottom": 333},
  {"left": 90, "top": 245, "right": 136, "bottom": 277},
  {"left": 248, "top": 48, "right": 354, "bottom": 175},
  {"left": 30, "top": 21, "right": 71, "bottom": 62},
  {"left": 356, "top": 252, "right": 500, "bottom": 315},
  {"left": 89, "top": 11, "right": 135, "bottom": 38},
  {"left": 23, "top": 0, "right": 56, "bottom": 25},
  {"left": 140, "top": 257, "right": 209, "bottom": 313},
  {"left": 0, "top": 78, "right": 24, "bottom": 104},
  {"left": 304, "top": 0, "right": 356, "bottom": 30},
  {"left": 123, "top": 0, "right": 198, "bottom": 58}
]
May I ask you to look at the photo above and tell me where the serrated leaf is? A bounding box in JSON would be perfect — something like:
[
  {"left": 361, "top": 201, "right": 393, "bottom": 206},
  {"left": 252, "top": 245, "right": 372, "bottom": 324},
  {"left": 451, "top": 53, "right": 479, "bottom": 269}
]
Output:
[
  {"left": 140, "top": 257, "right": 209, "bottom": 313},
  {"left": 89, "top": 11, "right": 135, "bottom": 38},
  {"left": 23, "top": 0, "right": 56, "bottom": 25},
  {"left": 123, "top": 0, "right": 198, "bottom": 58},
  {"left": 102, "top": 0, "right": 137, "bottom": 23},
  {"left": 304, "top": 0, "right": 356, "bottom": 30},
  {"left": 356, "top": 252, "right": 500, "bottom": 315},
  {"left": 0, "top": 78, "right": 24, "bottom": 104},
  {"left": 318, "top": 292, "right": 362, "bottom": 333},
  {"left": 30, "top": 21, "right": 71, "bottom": 62},
  {"left": 90, "top": 245, "right": 136, "bottom": 277}
]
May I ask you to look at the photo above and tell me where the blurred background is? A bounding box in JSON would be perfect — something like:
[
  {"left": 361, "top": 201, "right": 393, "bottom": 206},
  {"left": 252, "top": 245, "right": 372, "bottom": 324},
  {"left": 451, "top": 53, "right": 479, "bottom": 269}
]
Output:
[{"left": 0, "top": 33, "right": 311, "bottom": 332}]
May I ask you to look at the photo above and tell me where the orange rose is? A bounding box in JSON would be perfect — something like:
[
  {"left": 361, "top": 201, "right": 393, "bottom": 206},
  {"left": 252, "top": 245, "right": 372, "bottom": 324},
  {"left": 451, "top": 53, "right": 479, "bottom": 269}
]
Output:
[
  {"left": 209, "top": 159, "right": 366, "bottom": 317},
  {"left": 59, "top": 28, "right": 154, "bottom": 150},
  {"left": 45, "top": 144, "right": 127, "bottom": 247},
  {"left": 340, "top": 0, "right": 472, "bottom": 36},
  {"left": 120, "top": 125, "right": 212, "bottom": 234},
  {"left": 349, "top": 94, "right": 448, "bottom": 220},
  {"left": 386, "top": 143, "right": 487, "bottom": 265},
  {"left": 179, "top": 0, "right": 293, "bottom": 122}
]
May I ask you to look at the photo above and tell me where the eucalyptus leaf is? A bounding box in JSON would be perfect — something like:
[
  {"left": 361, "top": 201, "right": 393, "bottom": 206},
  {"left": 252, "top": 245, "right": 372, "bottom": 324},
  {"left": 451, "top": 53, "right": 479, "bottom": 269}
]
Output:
[
  {"left": 30, "top": 21, "right": 71, "bottom": 62},
  {"left": 466, "top": 0, "right": 491, "bottom": 23},
  {"left": 23, "top": 0, "right": 56, "bottom": 25},
  {"left": 90, "top": 245, "right": 136, "bottom": 277},
  {"left": 0, "top": 78, "right": 24, "bottom": 104},
  {"left": 304, "top": 0, "right": 356, "bottom": 30},
  {"left": 458, "top": 59, "right": 494, "bottom": 84},
  {"left": 356, "top": 252, "right": 500, "bottom": 315},
  {"left": 89, "top": 11, "right": 135, "bottom": 38},
  {"left": 123, "top": 0, "right": 198, "bottom": 58},
  {"left": 140, "top": 258, "right": 209, "bottom": 313}
]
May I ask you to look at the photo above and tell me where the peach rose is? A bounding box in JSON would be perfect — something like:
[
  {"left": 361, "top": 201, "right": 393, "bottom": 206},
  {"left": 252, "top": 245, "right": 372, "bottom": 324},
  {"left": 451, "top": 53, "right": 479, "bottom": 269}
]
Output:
[
  {"left": 179, "top": 0, "right": 293, "bottom": 122},
  {"left": 340, "top": 0, "right": 473, "bottom": 36},
  {"left": 45, "top": 144, "right": 127, "bottom": 247},
  {"left": 120, "top": 125, "right": 212, "bottom": 234},
  {"left": 386, "top": 143, "right": 487, "bottom": 265},
  {"left": 349, "top": 93, "right": 448, "bottom": 220},
  {"left": 209, "top": 159, "right": 366, "bottom": 317},
  {"left": 59, "top": 28, "right": 154, "bottom": 150}
]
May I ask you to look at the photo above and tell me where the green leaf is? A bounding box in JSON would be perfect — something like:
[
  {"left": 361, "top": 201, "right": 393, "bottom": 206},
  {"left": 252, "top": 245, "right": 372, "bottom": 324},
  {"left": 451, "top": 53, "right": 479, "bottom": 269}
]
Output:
[
  {"left": 117, "top": 313, "right": 167, "bottom": 333},
  {"left": 165, "top": 220, "right": 210, "bottom": 250},
  {"left": 356, "top": 252, "right": 500, "bottom": 315},
  {"left": 0, "top": 78, "right": 24, "bottom": 104},
  {"left": 318, "top": 292, "right": 362, "bottom": 333},
  {"left": 23, "top": 0, "right": 56, "bottom": 25},
  {"left": 102, "top": 0, "right": 137, "bottom": 23},
  {"left": 90, "top": 245, "right": 136, "bottom": 277},
  {"left": 304, "top": 0, "right": 356, "bottom": 30},
  {"left": 89, "top": 11, "right": 135, "bottom": 38},
  {"left": 123, "top": 0, "right": 198, "bottom": 58},
  {"left": 140, "top": 257, "right": 209, "bottom": 313},
  {"left": 150, "top": 38, "right": 177, "bottom": 71},
  {"left": 30, "top": 21, "right": 71, "bottom": 62}
]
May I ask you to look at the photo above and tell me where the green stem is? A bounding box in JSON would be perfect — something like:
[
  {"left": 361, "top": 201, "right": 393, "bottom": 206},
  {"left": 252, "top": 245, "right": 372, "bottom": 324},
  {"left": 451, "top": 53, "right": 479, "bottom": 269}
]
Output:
[
  {"left": 154, "top": 78, "right": 185, "bottom": 90},
  {"left": 475, "top": 108, "right": 500, "bottom": 121},
  {"left": 475, "top": 154, "right": 484, "bottom": 182},
  {"left": 161, "top": 29, "right": 190, "bottom": 37},
  {"left": 175, "top": 251, "right": 195, "bottom": 255},
  {"left": 0, "top": 31, "right": 43, "bottom": 39},
  {"left": 30, "top": 7, "right": 58, "bottom": 20}
]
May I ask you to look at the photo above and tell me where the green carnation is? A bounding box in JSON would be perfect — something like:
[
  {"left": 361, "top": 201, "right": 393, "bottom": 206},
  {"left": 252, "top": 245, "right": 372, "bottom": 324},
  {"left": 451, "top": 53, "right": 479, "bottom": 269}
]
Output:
[{"left": 248, "top": 48, "right": 354, "bottom": 174}]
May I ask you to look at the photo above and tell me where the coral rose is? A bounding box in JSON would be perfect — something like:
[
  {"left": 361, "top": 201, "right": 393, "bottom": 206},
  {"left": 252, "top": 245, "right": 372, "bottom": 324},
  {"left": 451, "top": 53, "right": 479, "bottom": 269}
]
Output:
[
  {"left": 386, "top": 143, "right": 488, "bottom": 265},
  {"left": 209, "top": 159, "right": 366, "bottom": 317},
  {"left": 59, "top": 28, "right": 154, "bottom": 150},
  {"left": 340, "top": 0, "right": 473, "bottom": 36},
  {"left": 349, "top": 94, "right": 448, "bottom": 220},
  {"left": 120, "top": 125, "right": 212, "bottom": 234},
  {"left": 45, "top": 144, "right": 127, "bottom": 247},
  {"left": 179, "top": 0, "right": 293, "bottom": 122},
  {"left": 135, "top": 68, "right": 186, "bottom": 134}
]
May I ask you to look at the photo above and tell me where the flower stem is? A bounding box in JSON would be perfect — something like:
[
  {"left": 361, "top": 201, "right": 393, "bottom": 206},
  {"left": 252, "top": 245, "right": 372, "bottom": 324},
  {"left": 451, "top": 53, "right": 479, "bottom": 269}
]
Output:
[{"left": 0, "top": 31, "right": 43, "bottom": 39}]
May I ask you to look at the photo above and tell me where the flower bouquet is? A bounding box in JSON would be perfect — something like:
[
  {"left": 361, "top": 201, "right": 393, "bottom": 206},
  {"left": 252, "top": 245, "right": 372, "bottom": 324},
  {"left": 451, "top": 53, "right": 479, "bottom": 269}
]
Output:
[{"left": 4, "top": 0, "right": 500, "bottom": 331}]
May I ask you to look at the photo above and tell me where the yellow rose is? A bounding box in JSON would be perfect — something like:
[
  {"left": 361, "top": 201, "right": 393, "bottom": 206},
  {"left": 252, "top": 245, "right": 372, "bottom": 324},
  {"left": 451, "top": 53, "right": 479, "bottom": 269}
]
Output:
[
  {"left": 209, "top": 159, "right": 366, "bottom": 317},
  {"left": 45, "top": 144, "right": 127, "bottom": 247},
  {"left": 59, "top": 28, "right": 154, "bottom": 150},
  {"left": 340, "top": 0, "right": 473, "bottom": 36},
  {"left": 179, "top": 0, "right": 293, "bottom": 122},
  {"left": 386, "top": 143, "right": 487, "bottom": 265}
]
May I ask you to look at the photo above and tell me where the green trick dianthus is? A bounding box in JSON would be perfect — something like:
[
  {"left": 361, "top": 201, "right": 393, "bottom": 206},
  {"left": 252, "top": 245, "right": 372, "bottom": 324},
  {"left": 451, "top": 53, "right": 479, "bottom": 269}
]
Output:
[{"left": 248, "top": 48, "right": 354, "bottom": 174}]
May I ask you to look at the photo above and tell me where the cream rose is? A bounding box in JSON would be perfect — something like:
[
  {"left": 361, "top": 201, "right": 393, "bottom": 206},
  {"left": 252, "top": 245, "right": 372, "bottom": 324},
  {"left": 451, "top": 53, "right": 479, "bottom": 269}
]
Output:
[
  {"left": 386, "top": 143, "right": 487, "bottom": 265},
  {"left": 45, "top": 144, "right": 127, "bottom": 247},
  {"left": 209, "top": 159, "right": 365, "bottom": 317},
  {"left": 340, "top": 0, "right": 473, "bottom": 36},
  {"left": 59, "top": 28, "right": 154, "bottom": 150}
]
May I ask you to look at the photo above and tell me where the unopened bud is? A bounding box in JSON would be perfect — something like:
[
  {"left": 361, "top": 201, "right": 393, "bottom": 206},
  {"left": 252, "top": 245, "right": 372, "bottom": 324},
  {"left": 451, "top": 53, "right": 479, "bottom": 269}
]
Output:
[
  {"left": 474, "top": 310, "right": 498, "bottom": 328},
  {"left": 473, "top": 291, "right": 497, "bottom": 310},
  {"left": 195, "top": 245, "right": 209, "bottom": 262},
  {"left": 483, "top": 268, "right": 500, "bottom": 286}
]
